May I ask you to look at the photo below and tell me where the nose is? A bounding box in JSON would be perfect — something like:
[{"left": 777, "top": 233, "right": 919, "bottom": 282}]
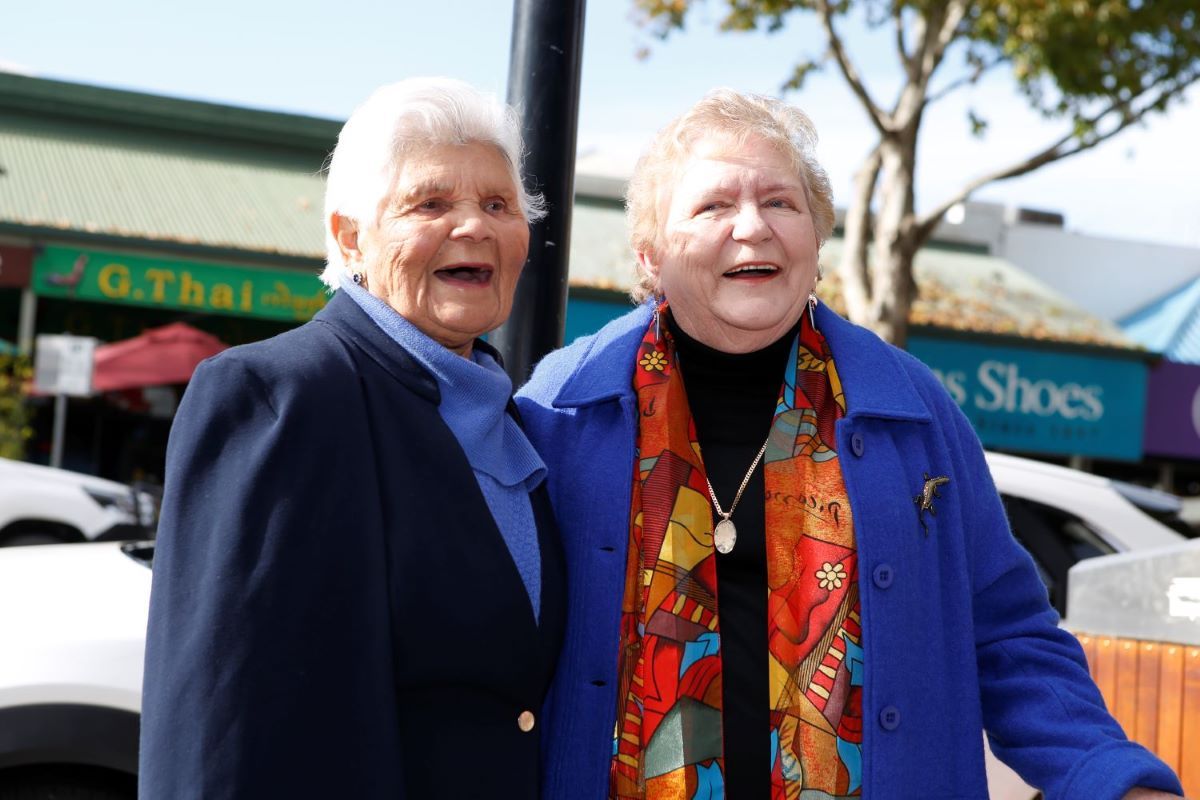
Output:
[
  {"left": 731, "top": 202, "right": 771, "bottom": 243},
  {"left": 449, "top": 204, "right": 492, "bottom": 242}
]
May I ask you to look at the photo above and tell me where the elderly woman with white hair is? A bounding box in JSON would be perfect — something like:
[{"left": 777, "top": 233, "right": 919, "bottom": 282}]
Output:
[
  {"left": 140, "top": 78, "right": 565, "bottom": 799},
  {"left": 517, "top": 90, "right": 1182, "bottom": 799}
]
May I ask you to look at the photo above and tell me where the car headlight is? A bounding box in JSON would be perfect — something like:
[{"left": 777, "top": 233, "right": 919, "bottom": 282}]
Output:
[
  {"left": 136, "top": 489, "right": 160, "bottom": 529},
  {"left": 84, "top": 488, "right": 137, "bottom": 518}
]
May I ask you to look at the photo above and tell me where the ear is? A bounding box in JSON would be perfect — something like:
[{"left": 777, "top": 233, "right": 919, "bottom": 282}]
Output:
[
  {"left": 635, "top": 249, "right": 660, "bottom": 282},
  {"left": 330, "top": 213, "right": 362, "bottom": 265}
]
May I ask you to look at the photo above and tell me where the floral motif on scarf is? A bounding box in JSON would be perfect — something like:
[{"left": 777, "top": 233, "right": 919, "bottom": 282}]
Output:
[{"left": 611, "top": 304, "right": 863, "bottom": 799}]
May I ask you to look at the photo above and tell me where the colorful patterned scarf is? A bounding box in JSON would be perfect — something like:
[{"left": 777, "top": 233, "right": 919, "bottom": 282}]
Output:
[{"left": 611, "top": 304, "right": 863, "bottom": 799}]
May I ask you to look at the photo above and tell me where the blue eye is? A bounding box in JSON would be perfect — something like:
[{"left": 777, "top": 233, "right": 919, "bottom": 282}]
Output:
[{"left": 484, "top": 199, "right": 508, "bottom": 213}]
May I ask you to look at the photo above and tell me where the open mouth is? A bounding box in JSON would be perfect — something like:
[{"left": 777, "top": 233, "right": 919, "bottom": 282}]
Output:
[
  {"left": 723, "top": 263, "right": 779, "bottom": 279},
  {"left": 435, "top": 264, "right": 494, "bottom": 285}
]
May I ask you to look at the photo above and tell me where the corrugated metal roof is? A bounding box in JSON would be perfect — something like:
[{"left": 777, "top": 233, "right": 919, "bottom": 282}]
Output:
[
  {"left": 1121, "top": 276, "right": 1200, "bottom": 364},
  {"left": 0, "top": 112, "right": 328, "bottom": 258},
  {"left": 566, "top": 199, "right": 1138, "bottom": 349}
]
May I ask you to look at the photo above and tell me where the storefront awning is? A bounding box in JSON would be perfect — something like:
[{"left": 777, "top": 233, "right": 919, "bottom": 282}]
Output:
[
  {"left": 1121, "top": 276, "right": 1200, "bottom": 365},
  {"left": 92, "top": 322, "right": 227, "bottom": 391},
  {"left": 0, "top": 73, "right": 334, "bottom": 260}
]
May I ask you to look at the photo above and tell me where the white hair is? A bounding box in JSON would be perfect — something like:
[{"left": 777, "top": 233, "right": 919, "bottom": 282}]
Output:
[{"left": 320, "top": 77, "right": 546, "bottom": 288}]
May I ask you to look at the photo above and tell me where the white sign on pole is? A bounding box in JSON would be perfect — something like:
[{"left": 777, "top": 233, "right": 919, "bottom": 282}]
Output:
[{"left": 35, "top": 334, "right": 98, "bottom": 397}]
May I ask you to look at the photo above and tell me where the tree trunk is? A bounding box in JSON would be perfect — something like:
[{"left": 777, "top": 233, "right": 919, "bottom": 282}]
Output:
[
  {"left": 837, "top": 147, "right": 881, "bottom": 323},
  {"left": 839, "top": 136, "right": 919, "bottom": 348}
]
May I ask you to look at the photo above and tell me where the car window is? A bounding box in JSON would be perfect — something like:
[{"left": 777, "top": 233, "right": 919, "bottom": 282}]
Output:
[{"left": 1000, "top": 494, "right": 1115, "bottom": 617}]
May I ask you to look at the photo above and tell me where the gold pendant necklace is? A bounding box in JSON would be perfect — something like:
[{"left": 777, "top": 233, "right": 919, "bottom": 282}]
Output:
[{"left": 705, "top": 435, "right": 770, "bottom": 554}]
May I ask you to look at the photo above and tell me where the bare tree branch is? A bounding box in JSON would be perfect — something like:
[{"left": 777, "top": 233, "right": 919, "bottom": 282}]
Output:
[
  {"left": 815, "top": 0, "right": 891, "bottom": 135},
  {"left": 838, "top": 144, "right": 883, "bottom": 317},
  {"left": 923, "top": 55, "right": 1004, "bottom": 107},
  {"left": 893, "top": 4, "right": 915, "bottom": 79},
  {"left": 913, "top": 77, "right": 1197, "bottom": 244},
  {"left": 917, "top": 0, "right": 968, "bottom": 89}
]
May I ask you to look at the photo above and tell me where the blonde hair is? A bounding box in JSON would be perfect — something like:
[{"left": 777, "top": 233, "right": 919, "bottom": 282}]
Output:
[
  {"left": 321, "top": 77, "right": 545, "bottom": 288},
  {"left": 625, "top": 89, "right": 835, "bottom": 303}
]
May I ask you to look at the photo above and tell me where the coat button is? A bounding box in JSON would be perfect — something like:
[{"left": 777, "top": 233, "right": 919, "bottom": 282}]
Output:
[
  {"left": 517, "top": 710, "right": 536, "bottom": 732},
  {"left": 872, "top": 563, "right": 894, "bottom": 589},
  {"left": 879, "top": 705, "right": 901, "bottom": 731},
  {"left": 850, "top": 432, "right": 865, "bottom": 457}
]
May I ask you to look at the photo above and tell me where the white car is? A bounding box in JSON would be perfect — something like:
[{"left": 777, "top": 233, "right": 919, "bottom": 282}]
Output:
[
  {"left": 0, "top": 541, "right": 150, "bottom": 797},
  {"left": 985, "top": 451, "right": 1187, "bottom": 616},
  {"left": 0, "top": 457, "right": 157, "bottom": 546},
  {"left": 0, "top": 453, "right": 1185, "bottom": 796}
]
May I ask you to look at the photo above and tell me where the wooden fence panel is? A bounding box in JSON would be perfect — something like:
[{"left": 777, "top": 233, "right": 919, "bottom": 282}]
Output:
[
  {"left": 1114, "top": 638, "right": 1140, "bottom": 735},
  {"left": 1182, "top": 647, "right": 1200, "bottom": 798},
  {"left": 1155, "top": 644, "right": 1185, "bottom": 776},
  {"left": 1093, "top": 636, "right": 1118, "bottom": 713},
  {"left": 1072, "top": 632, "right": 1198, "bottom": 795},
  {"left": 1134, "top": 642, "right": 1160, "bottom": 750}
]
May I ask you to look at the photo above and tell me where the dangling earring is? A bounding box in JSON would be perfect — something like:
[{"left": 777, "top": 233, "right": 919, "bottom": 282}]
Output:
[
  {"left": 652, "top": 294, "right": 666, "bottom": 344},
  {"left": 808, "top": 264, "right": 824, "bottom": 329}
]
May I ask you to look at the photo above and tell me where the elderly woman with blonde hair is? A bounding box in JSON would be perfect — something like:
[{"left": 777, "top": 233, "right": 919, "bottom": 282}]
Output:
[
  {"left": 517, "top": 89, "right": 1182, "bottom": 799},
  {"left": 141, "top": 78, "right": 564, "bottom": 799}
]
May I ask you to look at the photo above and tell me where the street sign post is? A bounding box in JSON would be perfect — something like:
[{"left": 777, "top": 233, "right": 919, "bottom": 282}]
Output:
[{"left": 34, "top": 334, "right": 98, "bottom": 468}]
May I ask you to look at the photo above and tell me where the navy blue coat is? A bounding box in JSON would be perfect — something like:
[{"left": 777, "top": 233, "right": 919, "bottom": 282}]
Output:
[{"left": 140, "top": 291, "right": 566, "bottom": 799}]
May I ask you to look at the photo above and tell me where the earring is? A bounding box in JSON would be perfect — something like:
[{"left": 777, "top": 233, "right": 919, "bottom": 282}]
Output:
[
  {"left": 652, "top": 294, "right": 666, "bottom": 344},
  {"left": 351, "top": 271, "right": 365, "bottom": 286},
  {"left": 807, "top": 292, "right": 819, "bottom": 330}
]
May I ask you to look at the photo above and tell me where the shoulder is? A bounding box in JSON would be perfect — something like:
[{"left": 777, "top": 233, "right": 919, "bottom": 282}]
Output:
[
  {"left": 189, "top": 320, "right": 356, "bottom": 408},
  {"left": 518, "top": 303, "right": 651, "bottom": 408},
  {"left": 817, "top": 304, "right": 960, "bottom": 422}
]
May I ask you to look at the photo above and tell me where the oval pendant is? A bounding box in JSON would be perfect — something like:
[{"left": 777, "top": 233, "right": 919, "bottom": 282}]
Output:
[{"left": 714, "top": 519, "right": 737, "bottom": 554}]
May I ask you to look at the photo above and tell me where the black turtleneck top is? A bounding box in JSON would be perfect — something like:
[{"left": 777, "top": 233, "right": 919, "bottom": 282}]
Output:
[{"left": 669, "top": 312, "right": 802, "bottom": 798}]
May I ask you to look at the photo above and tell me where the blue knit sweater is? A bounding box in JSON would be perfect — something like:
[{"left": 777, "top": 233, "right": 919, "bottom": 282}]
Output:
[{"left": 341, "top": 278, "right": 545, "bottom": 619}]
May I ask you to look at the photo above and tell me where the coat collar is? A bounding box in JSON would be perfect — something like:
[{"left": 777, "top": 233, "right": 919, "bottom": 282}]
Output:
[
  {"left": 551, "top": 300, "right": 931, "bottom": 423},
  {"left": 316, "top": 290, "right": 470, "bottom": 405}
]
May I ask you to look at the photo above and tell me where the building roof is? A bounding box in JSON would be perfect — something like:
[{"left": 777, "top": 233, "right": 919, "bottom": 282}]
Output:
[
  {"left": 567, "top": 197, "right": 1140, "bottom": 350},
  {"left": 0, "top": 72, "right": 337, "bottom": 261},
  {"left": 1120, "top": 276, "right": 1200, "bottom": 364}
]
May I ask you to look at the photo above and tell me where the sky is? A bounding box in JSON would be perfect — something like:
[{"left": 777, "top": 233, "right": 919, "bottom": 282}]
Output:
[{"left": 3, "top": 0, "right": 1199, "bottom": 249}]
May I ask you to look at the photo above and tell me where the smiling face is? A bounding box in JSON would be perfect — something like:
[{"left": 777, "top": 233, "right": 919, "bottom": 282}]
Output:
[
  {"left": 640, "top": 134, "right": 820, "bottom": 353},
  {"left": 334, "top": 141, "right": 530, "bottom": 356}
]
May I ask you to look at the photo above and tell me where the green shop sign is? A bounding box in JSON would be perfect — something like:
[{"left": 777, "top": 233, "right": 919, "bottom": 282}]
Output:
[{"left": 33, "top": 246, "right": 327, "bottom": 322}]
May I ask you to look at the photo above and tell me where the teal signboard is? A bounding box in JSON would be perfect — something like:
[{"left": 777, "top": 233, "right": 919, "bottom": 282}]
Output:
[{"left": 908, "top": 336, "right": 1148, "bottom": 461}]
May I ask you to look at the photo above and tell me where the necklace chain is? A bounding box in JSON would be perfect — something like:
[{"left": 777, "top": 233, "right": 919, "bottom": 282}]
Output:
[{"left": 704, "top": 435, "right": 770, "bottom": 522}]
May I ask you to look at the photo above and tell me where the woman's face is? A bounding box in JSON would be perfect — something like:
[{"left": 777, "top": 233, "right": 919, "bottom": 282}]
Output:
[
  {"left": 344, "top": 141, "right": 530, "bottom": 356},
  {"left": 641, "top": 134, "right": 820, "bottom": 353}
]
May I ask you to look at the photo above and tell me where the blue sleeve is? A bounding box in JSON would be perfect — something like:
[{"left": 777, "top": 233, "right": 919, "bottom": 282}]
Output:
[
  {"left": 947, "top": 404, "right": 1183, "bottom": 799},
  {"left": 139, "top": 354, "right": 403, "bottom": 799}
]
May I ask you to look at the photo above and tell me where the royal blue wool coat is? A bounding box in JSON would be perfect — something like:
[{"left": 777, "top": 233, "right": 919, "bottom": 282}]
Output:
[
  {"left": 516, "top": 302, "right": 1180, "bottom": 800},
  {"left": 140, "top": 291, "right": 566, "bottom": 799}
]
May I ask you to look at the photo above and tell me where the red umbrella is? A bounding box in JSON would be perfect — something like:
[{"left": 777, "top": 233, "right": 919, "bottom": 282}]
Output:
[{"left": 92, "top": 323, "right": 228, "bottom": 392}]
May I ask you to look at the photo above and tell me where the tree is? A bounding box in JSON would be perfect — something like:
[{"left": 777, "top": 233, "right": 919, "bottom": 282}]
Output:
[
  {"left": 0, "top": 354, "right": 33, "bottom": 460},
  {"left": 634, "top": 0, "right": 1200, "bottom": 345}
]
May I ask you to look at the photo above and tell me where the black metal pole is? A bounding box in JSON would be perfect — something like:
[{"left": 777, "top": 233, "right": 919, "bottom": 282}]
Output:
[{"left": 494, "top": 0, "right": 586, "bottom": 385}]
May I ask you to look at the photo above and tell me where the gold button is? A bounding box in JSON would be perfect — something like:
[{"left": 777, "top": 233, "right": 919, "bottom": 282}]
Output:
[{"left": 517, "top": 710, "right": 536, "bottom": 732}]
